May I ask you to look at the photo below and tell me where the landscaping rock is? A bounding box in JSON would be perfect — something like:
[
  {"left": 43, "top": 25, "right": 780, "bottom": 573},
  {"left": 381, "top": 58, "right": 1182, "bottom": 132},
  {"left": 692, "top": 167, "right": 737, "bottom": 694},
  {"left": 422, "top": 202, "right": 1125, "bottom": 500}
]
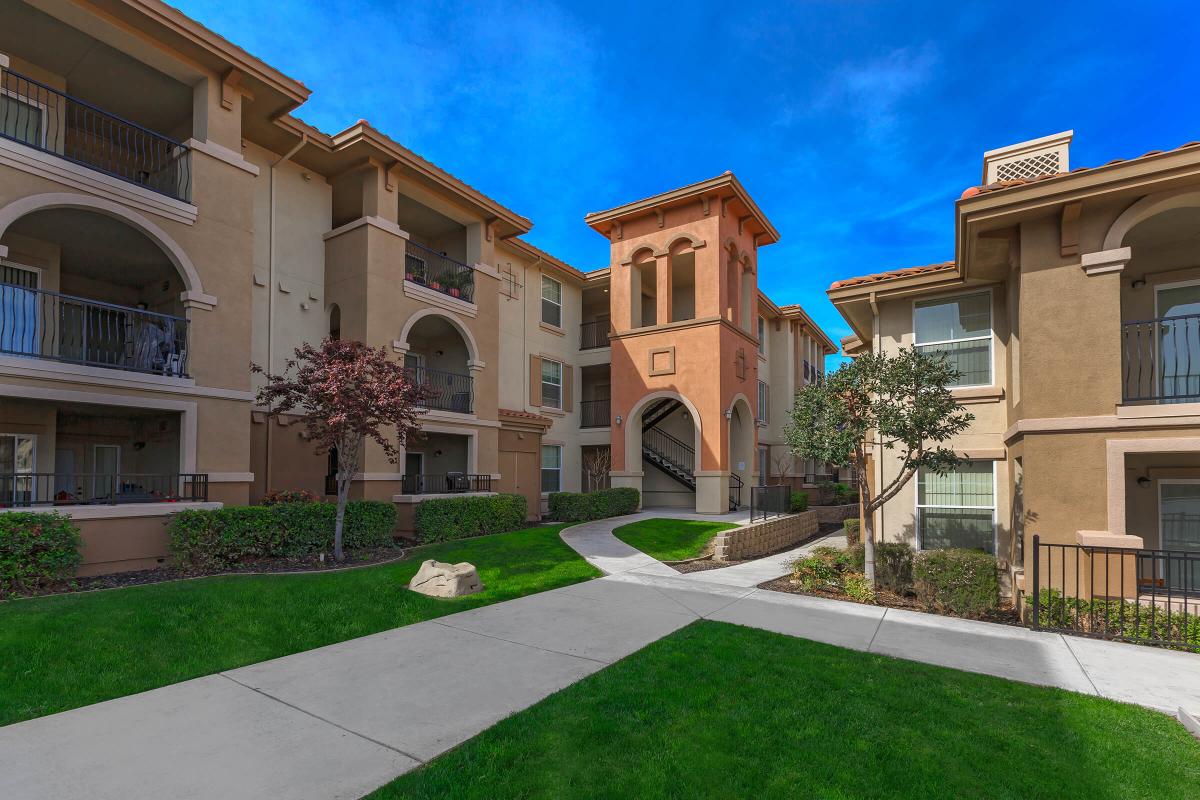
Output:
[{"left": 408, "top": 559, "right": 484, "bottom": 598}]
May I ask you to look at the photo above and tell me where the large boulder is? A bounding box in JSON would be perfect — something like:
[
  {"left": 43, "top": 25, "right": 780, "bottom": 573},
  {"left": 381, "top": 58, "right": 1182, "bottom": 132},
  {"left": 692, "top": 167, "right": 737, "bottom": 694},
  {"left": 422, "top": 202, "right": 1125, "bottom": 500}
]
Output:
[{"left": 407, "top": 559, "right": 484, "bottom": 598}]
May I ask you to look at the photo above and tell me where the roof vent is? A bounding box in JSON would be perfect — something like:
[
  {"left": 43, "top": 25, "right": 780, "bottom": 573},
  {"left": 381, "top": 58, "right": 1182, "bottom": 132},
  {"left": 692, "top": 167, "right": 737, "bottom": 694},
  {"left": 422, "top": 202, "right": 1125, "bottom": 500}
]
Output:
[{"left": 983, "top": 131, "right": 1072, "bottom": 184}]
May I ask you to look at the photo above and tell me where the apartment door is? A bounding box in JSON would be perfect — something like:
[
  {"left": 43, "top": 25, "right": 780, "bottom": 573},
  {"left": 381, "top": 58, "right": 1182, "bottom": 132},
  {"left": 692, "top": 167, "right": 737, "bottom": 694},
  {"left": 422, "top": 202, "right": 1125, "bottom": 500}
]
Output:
[
  {"left": 404, "top": 452, "right": 424, "bottom": 494},
  {"left": 92, "top": 444, "right": 121, "bottom": 501},
  {"left": 1155, "top": 282, "right": 1200, "bottom": 401},
  {"left": 1159, "top": 480, "right": 1200, "bottom": 592},
  {"left": 54, "top": 448, "right": 75, "bottom": 497},
  {"left": 0, "top": 433, "right": 35, "bottom": 505}
]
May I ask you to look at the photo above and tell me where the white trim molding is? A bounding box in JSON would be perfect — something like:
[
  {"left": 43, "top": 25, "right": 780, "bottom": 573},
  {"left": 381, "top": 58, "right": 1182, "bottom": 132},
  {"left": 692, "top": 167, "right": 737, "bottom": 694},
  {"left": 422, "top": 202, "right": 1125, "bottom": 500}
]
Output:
[
  {"left": 401, "top": 279, "right": 478, "bottom": 317},
  {"left": 1081, "top": 247, "right": 1131, "bottom": 276},
  {"left": 1103, "top": 187, "right": 1200, "bottom": 251},
  {"left": 0, "top": 354, "right": 253, "bottom": 401},
  {"left": 207, "top": 472, "right": 255, "bottom": 483},
  {"left": 183, "top": 138, "right": 260, "bottom": 176},
  {"left": 1105, "top": 436, "right": 1200, "bottom": 535},
  {"left": 322, "top": 215, "right": 409, "bottom": 242}
]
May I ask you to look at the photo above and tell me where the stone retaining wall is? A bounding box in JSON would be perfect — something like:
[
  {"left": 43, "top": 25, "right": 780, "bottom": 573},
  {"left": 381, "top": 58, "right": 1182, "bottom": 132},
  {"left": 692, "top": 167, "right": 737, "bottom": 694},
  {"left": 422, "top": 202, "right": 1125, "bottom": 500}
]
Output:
[
  {"left": 711, "top": 510, "right": 819, "bottom": 561},
  {"left": 814, "top": 504, "right": 858, "bottom": 525}
]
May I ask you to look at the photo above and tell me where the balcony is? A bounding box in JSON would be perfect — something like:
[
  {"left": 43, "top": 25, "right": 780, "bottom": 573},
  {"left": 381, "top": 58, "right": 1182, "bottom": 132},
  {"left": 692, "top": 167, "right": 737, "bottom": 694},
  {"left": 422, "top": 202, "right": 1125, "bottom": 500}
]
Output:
[
  {"left": 406, "top": 365, "right": 473, "bottom": 413},
  {"left": 1122, "top": 313, "right": 1200, "bottom": 403},
  {"left": 580, "top": 398, "right": 610, "bottom": 428},
  {"left": 580, "top": 319, "right": 611, "bottom": 350},
  {"left": 0, "top": 472, "right": 207, "bottom": 508},
  {"left": 404, "top": 241, "right": 475, "bottom": 303},
  {"left": 400, "top": 473, "right": 492, "bottom": 495},
  {"left": 0, "top": 69, "right": 191, "bottom": 202},
  {"left": 0, "top": 284, "right": 189, "bottom": 377}
]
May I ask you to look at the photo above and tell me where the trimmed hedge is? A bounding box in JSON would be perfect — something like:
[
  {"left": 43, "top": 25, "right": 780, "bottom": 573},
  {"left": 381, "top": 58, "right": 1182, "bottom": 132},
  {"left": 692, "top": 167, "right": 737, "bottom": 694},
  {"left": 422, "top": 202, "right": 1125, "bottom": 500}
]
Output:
[
  {"left": 168, "top": 501, "right": 396, "bottom": 569},
  {"left": 413, "top": 493, "right": 527, "bottom": 544},
  {"left": 913, "top": 548, "right": 1000, "bottom": 619},
  {"left": 0, "top": 511, "right": 82, "bottom": 594},
  {"left": 547, "top": 488, "right": 640, "bottom": 523},
  {"left": 789, "top": 491, "right": 809, "bottom": 513}
]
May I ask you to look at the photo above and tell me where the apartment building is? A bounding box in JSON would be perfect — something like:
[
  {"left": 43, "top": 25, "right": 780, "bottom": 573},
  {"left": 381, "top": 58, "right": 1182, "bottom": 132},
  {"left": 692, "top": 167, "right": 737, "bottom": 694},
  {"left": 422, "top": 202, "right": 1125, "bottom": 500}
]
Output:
[
  {"left": 830, "top": 130, "right": 1200, "bottom": 597},
  {"left": 0, "top": 0, "right": 833, "bottom": 574}
]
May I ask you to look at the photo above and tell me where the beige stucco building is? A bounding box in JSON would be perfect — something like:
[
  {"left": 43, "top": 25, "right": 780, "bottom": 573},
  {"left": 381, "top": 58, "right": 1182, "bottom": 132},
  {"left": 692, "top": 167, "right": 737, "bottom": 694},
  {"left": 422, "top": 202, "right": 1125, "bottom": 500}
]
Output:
[
  {"left": 0, "top": 0, "right": 833, "bottom": 574},
  {"left": 831, "top": 130, "right": 1200, "bottom": 598}
]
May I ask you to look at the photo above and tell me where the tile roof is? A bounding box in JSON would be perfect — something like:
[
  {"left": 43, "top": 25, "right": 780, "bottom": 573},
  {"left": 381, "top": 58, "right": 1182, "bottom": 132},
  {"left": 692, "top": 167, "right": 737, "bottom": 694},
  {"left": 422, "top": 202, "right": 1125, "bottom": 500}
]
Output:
[
  {"left": 828, "top": 261, "right": 956, "bottom": 291},
  {"left": 960, "top": 141, "right": 1200, "bottom": 198},
  {"left": 498, "top": 408, "right": 553, "bottom": 424}
]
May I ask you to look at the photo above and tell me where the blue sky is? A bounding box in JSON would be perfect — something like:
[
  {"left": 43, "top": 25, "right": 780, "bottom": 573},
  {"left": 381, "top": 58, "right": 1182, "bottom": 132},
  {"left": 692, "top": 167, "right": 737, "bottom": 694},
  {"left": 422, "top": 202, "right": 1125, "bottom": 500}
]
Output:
[{"left": 176, "top": 0, "right": 1199, "bottom": 362}]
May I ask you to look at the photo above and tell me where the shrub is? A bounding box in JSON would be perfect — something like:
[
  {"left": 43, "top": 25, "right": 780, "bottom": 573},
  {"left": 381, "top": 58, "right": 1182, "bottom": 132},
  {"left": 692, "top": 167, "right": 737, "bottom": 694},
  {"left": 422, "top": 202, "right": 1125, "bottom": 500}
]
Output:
[
  {"left": 844, "top": 518, "right": 861, "bottom": 546},
  {"left": 843, "top": 572, "right": 876, "bottom": 604},
  {"left": 413, "top": 494, "right": 527, "bottom": 544},
  {"left": 790, "top": 546, "right": 852, "bottom": 593},
  {"left": 832, "top": 482, "right": 859, "bottom": 505},
  {"left": 0, "top": 511, "right": 82, "bottom": 594},
  {"left": 548, "top": 488, "right": 640, "bottom": 523},
  {"left": 261, "top": 488, "right": 319, "bottom": 505},
  {"left": 875, "top": 542, "right": 915, "bottom": 593},
  {"left": 789, "top": 491, "right": 809, "bottom": 513},
  {"left": 913, "top": 548, "right": 999, "bottom": 618},
  {"left": 847, "top": 542, "right": 865, "bottom": 572},
  {"left": 1027, "top": 590, "right": 1200, "bottom": 651},
  {"left": 168, "top": 501, "right": 396, "bottom": 569}
]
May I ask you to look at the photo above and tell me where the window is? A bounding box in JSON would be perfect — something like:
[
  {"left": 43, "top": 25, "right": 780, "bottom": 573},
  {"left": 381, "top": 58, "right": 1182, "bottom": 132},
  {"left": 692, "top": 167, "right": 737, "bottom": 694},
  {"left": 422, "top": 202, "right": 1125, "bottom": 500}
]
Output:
[
  {"left": 541, "top": 275, "right": 562, "bottom": 328},
  {"left": 914, "top": 292, "right": 992, "bottom": 387},
  {"left": 541, "top": 359, "right": 563, "bottom": 409},
  {"left": 0, "top": 432, "right": 35, "bottom": 505},
  {"left": 916, "top": 460, "right": 996, "bottom": 553},
  {"left": 541, "top": 445, "right": 561, "bottom": 493},
  {"left": 757, "top": 317, "right": 766, "bottom": 354},
  {"left": 0, "top": 92, "right": 47, "bottom": 149},
  {"left": 757, "top": 379, "right": 769, "bottom": 424}
]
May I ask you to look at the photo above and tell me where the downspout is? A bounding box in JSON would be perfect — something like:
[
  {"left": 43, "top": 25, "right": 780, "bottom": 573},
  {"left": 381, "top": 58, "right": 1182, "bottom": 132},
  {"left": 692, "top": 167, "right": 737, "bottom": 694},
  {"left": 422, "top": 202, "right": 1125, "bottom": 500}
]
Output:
[{"left": 264, "top": 133, "right": 309, "bottom": 494}]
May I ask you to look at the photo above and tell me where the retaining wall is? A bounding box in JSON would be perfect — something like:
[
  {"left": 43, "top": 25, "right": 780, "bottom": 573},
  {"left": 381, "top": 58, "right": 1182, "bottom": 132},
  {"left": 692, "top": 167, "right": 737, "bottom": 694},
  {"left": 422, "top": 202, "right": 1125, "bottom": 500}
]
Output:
[{"left": 711, "top": 510, "right": 819, "bottom": 561}]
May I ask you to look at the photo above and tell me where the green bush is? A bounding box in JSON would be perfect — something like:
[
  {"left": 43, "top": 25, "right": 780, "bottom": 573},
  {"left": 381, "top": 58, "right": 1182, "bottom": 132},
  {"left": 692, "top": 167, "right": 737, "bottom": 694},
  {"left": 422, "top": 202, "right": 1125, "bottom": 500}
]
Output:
[
  {"left": 168, "top": 501, "right": 397, "bottom": 569},
  {"left": 789, "top": 491, "right": 809, "bottom": 513},
  {"left": 790, "top": 546, "right": 851, "bottom": 592},
  {"left": 1027, "top": 590, "right": 1200, "bottom": 651},
  {"left": 548, "top": 488, "right": 640, "bottom": 523},
  {"left": 413, "top": 493, "right": 527, "bottom": 544},
  {"left": 261, "top": 488, "right": 319, "bottom": 505},
  {"left": 0, "top": 511, "right": 82, "bottom": 594},
  {"left": 913, "top": 548, "right": 999, "bottom": 618},
  {"left": 875, "top": 542, "right": 915, "bottom": 593},
  {"left": 844, "top": 518, "right": 861, "bottom": 546},
  {"left": 843, "top": 572, "right": 876, "bottom": 603},
  {"left": 832, "top": 482, "right": 859, "bottom": 505}
]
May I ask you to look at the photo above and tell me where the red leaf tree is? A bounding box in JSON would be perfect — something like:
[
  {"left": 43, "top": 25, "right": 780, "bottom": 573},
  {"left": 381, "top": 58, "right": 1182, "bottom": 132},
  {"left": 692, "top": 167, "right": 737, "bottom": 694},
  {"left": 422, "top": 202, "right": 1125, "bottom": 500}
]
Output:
[{"left": 253, "top": 338, "right": 425, "bottom": 560}]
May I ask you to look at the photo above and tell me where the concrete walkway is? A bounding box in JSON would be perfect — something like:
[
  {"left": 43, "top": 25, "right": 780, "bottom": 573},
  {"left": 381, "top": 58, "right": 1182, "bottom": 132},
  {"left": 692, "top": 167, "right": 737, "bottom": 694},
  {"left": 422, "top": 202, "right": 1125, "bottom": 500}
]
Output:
[{"left": 2, "top": 512, "right": 1198, "bottom": 799}]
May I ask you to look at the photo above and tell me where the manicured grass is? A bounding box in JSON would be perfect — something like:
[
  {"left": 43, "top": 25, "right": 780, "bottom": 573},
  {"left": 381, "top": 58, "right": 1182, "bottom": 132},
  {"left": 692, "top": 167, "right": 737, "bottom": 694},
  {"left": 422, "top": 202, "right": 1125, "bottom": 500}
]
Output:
[
  {"left": 372, "top": 621, "right": 1200, "bottom": 800},
  {"left": 0, "top": 525, "right": 597, "bottom": 726},
  {"left": 611, "top": 517, "right": 738, "bottom": 561}
]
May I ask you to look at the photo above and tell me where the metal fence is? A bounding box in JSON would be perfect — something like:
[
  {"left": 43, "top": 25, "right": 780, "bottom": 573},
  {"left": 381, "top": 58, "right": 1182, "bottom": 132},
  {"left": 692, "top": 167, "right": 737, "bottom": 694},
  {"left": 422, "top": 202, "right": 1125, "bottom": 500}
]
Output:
[
  {"left": 579, "top": 319, "right": 610, "bottom": 350},
  {"left": 0, "top": 69, "right": 191, "bottom": 201},
  {"left": 749, "top": 484, "right": 790, "bottom": 523},
  {"left": 0, "top": 283, "right": 189, "bottom": 376},
  {"left": 405, "top": 365, "right": 473, "bottom": 413},
  {"left": 404, "top": 241, "right": 476, "bottom": 303},
  {"left": 0, "top": 473, "right": 208, "bottom": 507},
  {"left": 400, "top": 474, "right": 492, "bottom": 495},
  {"left": 1122, "top": 313, "right": 1200, "bottom": 402},
  {"left": 580, "top": 398, "right": 610, "bottom": 428},
  {"left": 1029, "top": 535, "right": 1199, "bottom": 650}
]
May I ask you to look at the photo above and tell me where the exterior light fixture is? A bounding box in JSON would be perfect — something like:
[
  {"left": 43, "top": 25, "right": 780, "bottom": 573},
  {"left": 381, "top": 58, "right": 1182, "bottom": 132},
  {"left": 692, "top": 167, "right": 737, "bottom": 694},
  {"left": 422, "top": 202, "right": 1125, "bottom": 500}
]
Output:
[
  {"left": 615, "top": 415, "right": 623, "bottom": 425},
  {"left": 724, "top": 409, "right": 733, "bottom": 419},
  {"left": 1131, "top": 279, "right": 1146, "bottom": 289}
]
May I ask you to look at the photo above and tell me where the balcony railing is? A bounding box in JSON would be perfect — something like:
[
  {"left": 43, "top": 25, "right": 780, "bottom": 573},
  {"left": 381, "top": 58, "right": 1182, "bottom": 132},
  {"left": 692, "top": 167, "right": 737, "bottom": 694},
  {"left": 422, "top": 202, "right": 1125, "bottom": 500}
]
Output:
[
  {"left": 0, "top": 473, "right": 208, "bottom": 507},
  {"left": 404, "top": 241, "right": 475, "bottom": 303},
  {"left": 1123, "top": 313, "right": 1200, "bottom": 403},
  {"left": 400, "top": 473, "right": 492, "bottom": 495},
  {"left": 405, "top": 365, "right": 473, "bottom": 413},
  {"left": 0, "top": 69, "right": 191, "bottom": 202},
  {"left": 580, "top": 398, "right": 610, "bottom": 428},
  {"left": 580, "top": 319, "right": 611, "bottom": 350},
  {"left": 0, "top": 283, "right": 189, "bottom": 376}
]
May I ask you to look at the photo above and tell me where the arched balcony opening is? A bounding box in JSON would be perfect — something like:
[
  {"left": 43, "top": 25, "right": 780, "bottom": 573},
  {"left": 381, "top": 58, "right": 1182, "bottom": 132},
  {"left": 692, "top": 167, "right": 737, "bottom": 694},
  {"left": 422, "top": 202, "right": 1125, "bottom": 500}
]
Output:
[
  {"left": 632, "top": 255, "right": 657, "bottom": 327},
  {"left": 670, "top": 249, "right": 696, "bottom": 323},
  {"left": 402, "top": 313, "right": 474, "bottom": 414}
]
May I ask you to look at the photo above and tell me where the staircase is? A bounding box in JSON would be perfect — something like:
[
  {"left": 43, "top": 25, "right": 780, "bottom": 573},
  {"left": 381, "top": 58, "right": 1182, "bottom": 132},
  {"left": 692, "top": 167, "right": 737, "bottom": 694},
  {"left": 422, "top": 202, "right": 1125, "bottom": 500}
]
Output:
[{"left": 641, "top": 418, "right": 741, "bottom": 512}]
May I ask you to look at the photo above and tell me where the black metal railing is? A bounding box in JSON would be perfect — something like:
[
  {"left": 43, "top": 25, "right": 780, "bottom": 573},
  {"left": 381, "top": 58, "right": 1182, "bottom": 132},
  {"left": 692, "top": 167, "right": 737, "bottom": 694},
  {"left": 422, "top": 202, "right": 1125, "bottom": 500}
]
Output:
[
  {"left": 643, "top": 426, "right": 694, "bottom": 474},
  {"left": 580, "top": 319, "right": 611, "bottom": 350},
  {"left": 405, "top": 365, "right": 473, "bottom": 413},
  {"left": 749, "top": 484, "right": 790, "bottom": 522},
  {"left": 580, "top": 398, "right": 610, "bottom": 428},
  {"left": 404, "top": 241, "right": 475, "bottom": 303},
  {"left": 0, "top": 472, "right": 208, "bottom": 507},
  {"left": 0, "top": 69, "right": 191, "bottom": 202},
  {"left": 400, "top": 473, "right": 492, "bottom": 495},
  {"left": 0, "top": 284, "right": 189, "bottom": 376},
  {"left": 1029, "top": 535, "right": 1199, "bottom": 651},
  {"left": 729, "top": 473, "right": 743, "bottom": 511},
  {"left": 1122, "top": 313, "right": 1200, "bottom": 403}
]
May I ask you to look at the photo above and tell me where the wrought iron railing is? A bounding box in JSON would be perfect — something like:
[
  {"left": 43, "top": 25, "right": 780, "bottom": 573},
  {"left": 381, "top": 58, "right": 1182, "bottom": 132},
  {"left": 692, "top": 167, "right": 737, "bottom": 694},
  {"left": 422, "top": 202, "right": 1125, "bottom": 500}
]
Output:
[
  {"left": 400, "top": 473, "right": 492, "bottom": 495},
  {"left": 1122, "top": 313, "right": 1200, "bottom": 403},
  {"left": 1029, "top": 535, "right": 1199, "bottom": 651},
  {"left": 749, "top": 484, "right": 790, "bottom": 522},
  {"left": 729, "top": 473, "right": 743, "bottom": 511},
  {"left": 0, "top": 472, "right": 208, "bottom": 507},
  {"left": 404, "top": 241, "right": 475, "bottom": 302},
  {"left": 580, "top": 319, "right": 611, "bottom": 350},
  {"left": 0, "top": 284, "right": 189, "bottom": 376},
  {"left": 580, "top": 398, "right": 610, "bottom": 428},
  {"left": 0, "top": 69, "right": 191, "bottom": 201},
  {"left": 643, "top": 426, "right": 694, "bottom": 475},
  {"left": 405, "top": 365, "right": 473, "bottom": 413}
]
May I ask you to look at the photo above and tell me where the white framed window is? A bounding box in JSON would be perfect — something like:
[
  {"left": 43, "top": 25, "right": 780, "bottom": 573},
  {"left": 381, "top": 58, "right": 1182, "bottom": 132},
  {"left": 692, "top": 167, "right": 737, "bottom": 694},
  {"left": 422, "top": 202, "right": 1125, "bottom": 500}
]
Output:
[
  {"left": 916, "top": 460, "right": 996, "bottom": 554},
  {"left": 757, "top": 317, "right": 766, "bottom": 354},
  {"left": 757, "top": 379, "right": 769, "bottom": 424},
  {"left": 0, "top": 432, "right": 36, "bottom": 505},
  {"left": 914, "top": 291, "right": 992, "bottom": 387},
  {"left": 541, "top": 359, "right": 563, "bottom": 409},
  {"left": 541, "top": 444, "right": 562, "bottom": 493},
  {"left": 541, "top": 275, "right": 562, "bottom": 328}
]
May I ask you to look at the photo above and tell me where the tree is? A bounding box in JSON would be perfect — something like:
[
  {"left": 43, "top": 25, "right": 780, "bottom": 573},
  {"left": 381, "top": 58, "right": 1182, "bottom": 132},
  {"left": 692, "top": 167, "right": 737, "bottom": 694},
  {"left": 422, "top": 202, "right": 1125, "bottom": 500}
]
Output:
[
  {"left": 253, "top": 338, "right": 425, "bottom": 561},
  {"left": 785, "top": 348, "right": 973, "bottom": 585},
  {"left": 770, "top": 450, "right": 793, "bottom": 486},
  {"left": 583, "top": 447, "right": 612, "bottom": 492}
]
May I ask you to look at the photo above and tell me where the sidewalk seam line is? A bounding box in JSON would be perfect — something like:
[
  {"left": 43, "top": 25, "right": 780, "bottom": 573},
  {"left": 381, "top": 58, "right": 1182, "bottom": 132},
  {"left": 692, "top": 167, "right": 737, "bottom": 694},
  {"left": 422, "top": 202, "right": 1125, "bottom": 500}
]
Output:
[
  {"left": 1060, "top": 634, "right": 1103, "bottom": 698},
  {"left": 429, "top": 620, "right": 613, "bottom": 665},
  {"left": 218, "top": 673, "right": 427, "bottom": 764},
  {"left": 866, "top": 607, "right": 889, "bottom": 652},
  {"left": 699, "top": 589, "right": 759, "bottom": 620}
]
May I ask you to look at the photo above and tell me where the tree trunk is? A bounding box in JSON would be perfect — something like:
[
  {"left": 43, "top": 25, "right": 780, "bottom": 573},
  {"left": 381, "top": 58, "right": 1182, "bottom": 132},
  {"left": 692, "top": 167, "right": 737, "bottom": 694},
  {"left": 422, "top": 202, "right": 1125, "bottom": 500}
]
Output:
[
  {"left": 334, "top": 476, "right": 349, "bottom": 562},
  {"left": 854, "top": 458, "right": 876, "bottom": 586}
]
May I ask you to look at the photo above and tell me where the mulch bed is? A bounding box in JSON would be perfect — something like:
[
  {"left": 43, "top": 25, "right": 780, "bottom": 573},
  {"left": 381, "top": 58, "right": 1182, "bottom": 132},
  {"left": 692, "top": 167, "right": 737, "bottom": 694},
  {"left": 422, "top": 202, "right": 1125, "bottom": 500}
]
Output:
[
  {"left": 6, "top": 545, "right": 409, "bottom": 600},
  {"left": 758, "top": 575, "right": 1021, "bottom": 626}
]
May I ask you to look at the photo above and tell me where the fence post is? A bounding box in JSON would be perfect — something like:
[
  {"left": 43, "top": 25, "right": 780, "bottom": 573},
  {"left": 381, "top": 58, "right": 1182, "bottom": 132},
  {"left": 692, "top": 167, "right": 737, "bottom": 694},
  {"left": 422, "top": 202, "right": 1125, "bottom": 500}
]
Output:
[{"left": 1031, "top": 533, "right": 1040, "bottom": 630}]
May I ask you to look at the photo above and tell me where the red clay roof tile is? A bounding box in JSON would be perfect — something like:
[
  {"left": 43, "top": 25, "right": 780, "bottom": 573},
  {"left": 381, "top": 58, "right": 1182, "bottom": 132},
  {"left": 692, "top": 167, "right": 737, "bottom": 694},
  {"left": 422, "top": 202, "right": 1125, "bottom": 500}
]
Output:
[{"left": 828, "top": 261, "right": 956, "bottom": 291}]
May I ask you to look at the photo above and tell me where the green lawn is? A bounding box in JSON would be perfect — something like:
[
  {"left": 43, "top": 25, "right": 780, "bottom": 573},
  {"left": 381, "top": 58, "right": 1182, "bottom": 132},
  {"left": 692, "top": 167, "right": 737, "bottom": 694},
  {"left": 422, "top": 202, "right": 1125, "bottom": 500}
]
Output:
[
  {"left": 0, "top": 525, "right": 597, "bottom": 726},
  {"left": 372, "top": 621, "right": 1200, "bottom": 800},
  {"left": 611, "top": 517, "right": 738, "bottom": 561}
]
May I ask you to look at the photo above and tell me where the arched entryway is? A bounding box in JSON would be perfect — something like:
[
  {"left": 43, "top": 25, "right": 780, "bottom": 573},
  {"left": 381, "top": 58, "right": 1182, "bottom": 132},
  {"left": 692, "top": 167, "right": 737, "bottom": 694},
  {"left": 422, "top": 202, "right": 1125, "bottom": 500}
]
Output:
[
  {"left": 728, "top": 395, "right": 755, "bottom": 509},
  {"left": 624, "top": 390, "right": 703, "bottom": 511}
]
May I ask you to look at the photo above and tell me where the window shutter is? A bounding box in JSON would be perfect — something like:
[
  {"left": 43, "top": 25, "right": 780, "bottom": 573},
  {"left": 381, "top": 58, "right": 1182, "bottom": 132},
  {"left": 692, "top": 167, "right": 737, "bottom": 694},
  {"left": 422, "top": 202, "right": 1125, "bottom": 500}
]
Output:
[
  {"left": 563, "top": 363, "right": 573, "bottom": 412},
  {"left": 529, "top": 355, "right": 542, "bottom": 407}
]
